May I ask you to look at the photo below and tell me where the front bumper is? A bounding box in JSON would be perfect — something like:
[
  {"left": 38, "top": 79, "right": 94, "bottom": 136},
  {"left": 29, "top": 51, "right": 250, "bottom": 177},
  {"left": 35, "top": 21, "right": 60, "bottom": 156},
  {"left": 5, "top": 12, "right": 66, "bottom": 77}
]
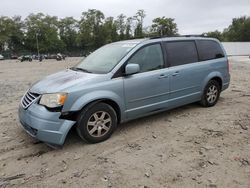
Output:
[{"left": 18, "top": 103, "right": 75, "bottom": 145}]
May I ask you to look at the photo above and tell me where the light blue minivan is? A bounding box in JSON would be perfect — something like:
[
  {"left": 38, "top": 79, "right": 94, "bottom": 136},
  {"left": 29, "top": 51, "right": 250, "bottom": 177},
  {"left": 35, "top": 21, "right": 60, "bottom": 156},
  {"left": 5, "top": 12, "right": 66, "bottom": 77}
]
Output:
[{"left": 18, "top": 37, "right": 230, "bottom": 147}]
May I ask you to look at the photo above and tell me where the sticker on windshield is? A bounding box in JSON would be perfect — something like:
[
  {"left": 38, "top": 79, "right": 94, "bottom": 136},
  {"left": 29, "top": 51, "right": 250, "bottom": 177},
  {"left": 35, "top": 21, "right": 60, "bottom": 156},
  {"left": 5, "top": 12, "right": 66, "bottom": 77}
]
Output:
[{"left": 122, "top": 44, "right": 137, "bottom": 48}]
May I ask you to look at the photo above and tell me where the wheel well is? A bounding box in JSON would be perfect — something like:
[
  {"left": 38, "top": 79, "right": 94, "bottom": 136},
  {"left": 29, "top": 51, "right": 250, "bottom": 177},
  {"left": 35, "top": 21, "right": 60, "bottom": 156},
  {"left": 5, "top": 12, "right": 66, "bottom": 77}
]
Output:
[
  {"left": 99, "top": 99, "right": 121, "bottom": 124},
  {"left": 60, "top": 99, "right": 121, "bottom": 124},
  {"left": 211, "top": 77, "right": 222, "bottom": 90}
]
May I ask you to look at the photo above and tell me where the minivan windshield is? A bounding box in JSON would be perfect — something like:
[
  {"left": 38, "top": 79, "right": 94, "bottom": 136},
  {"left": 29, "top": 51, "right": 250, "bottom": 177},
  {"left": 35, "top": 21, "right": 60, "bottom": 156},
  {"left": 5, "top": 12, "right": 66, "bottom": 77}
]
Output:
[{"left": 73, "top": 43, "right": 137, "bottom": 74}]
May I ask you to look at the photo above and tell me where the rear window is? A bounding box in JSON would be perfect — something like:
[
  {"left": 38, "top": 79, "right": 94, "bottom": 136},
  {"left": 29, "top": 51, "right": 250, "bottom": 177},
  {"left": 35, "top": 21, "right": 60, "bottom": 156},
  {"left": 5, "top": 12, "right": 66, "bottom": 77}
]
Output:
[
  {"left": 165, "top": 41, "right": 198, "bottom": 67},
  {"left": 196, "top": 40, "right": 225, "bottom": 61}
]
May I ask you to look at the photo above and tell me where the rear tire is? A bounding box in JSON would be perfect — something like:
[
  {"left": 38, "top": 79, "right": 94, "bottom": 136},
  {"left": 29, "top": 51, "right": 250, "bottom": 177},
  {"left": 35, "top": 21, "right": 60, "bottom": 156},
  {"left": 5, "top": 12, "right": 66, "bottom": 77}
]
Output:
[
  {"left": 200, "top": 80, "right": 221, "bottom": 107},
  {"left": 76, "top": 102, "right": 117, "bottom": 143}
]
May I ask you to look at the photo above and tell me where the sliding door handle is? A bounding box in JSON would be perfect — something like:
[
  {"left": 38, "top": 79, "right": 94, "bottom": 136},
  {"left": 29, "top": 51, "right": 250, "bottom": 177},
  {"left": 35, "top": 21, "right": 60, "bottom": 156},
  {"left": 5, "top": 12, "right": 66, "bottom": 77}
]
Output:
[{"left": 158, "top": 74, "right": 168, "bottom": 79}]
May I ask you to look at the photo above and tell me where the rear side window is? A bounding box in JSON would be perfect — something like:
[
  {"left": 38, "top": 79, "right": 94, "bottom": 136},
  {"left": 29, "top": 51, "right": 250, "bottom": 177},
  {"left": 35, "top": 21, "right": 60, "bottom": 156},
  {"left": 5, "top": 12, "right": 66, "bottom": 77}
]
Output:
[
  {"left": 165, "top": 41, "right": 198, "bottom": 67},
  {"left": 196, "top": 40, "right": 225, "bottom": 61}
]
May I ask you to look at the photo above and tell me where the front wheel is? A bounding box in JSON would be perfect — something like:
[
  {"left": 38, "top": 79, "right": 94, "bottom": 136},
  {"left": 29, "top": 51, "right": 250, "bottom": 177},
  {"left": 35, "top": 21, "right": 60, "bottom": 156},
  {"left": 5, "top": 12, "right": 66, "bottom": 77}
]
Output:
[
  {"left": 76, "top": 103, "right": 117, "bottom": 143},
  {"left": 200, "top": 80, "right": 221, "bottom": 107}
]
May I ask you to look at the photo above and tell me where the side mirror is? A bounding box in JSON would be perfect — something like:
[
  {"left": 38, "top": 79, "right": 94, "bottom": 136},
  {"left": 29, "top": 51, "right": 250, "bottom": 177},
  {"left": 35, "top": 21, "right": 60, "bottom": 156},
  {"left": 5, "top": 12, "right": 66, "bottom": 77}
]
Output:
[{"left": 125, "top": 64, "right": 140, "bottom": 75}]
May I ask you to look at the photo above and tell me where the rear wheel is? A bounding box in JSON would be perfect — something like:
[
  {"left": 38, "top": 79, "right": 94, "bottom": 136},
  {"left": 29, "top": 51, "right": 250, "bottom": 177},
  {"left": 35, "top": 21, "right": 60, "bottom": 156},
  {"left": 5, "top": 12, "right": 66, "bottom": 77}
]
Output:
[
  {"left": 200, "top": 80, "right": 221, "bottom": 107},
  {"left": 76, "top": 103, "right": 117, "bottom": 143}
]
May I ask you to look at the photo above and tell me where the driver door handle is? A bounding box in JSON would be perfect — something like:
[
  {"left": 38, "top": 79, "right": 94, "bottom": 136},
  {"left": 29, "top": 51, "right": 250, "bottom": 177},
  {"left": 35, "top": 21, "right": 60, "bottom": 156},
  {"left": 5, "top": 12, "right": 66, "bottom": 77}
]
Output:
[{"left": 172, "top": 71, "right": 179, "bottom": 76}]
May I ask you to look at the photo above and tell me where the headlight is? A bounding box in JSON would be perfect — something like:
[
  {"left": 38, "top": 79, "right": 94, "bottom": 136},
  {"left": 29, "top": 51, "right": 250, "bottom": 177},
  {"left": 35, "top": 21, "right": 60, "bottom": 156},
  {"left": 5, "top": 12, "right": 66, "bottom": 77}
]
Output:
[{"left": 39, "top": 93, "right": 67, "bottom": 108}]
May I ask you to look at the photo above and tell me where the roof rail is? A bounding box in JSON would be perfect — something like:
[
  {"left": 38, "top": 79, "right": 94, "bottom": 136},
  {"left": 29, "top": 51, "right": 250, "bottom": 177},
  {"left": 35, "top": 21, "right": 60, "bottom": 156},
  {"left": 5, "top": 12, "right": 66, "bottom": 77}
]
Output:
[
  {"left": 149, "top": 34, "right": 205, "bottom": 39},
  {"left": 149, "top": 36, "right": 163, "bottom": 39},
  {"left": 180, "top": 34, "right": 205, "bottom": 37}
]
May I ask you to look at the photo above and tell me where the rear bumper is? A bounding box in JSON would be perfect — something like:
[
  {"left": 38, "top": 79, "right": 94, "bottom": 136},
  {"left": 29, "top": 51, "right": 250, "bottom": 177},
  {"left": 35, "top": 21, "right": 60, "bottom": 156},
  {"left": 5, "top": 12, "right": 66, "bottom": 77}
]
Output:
[
  {"left": 18, "top": 103, "right": 75, "bottom": 145},
  {"left": 222, "top": 73, "right": 230, "bottom": 91},
  {"left": 222, "top": 82, "right": 230, "bottom": 91}
]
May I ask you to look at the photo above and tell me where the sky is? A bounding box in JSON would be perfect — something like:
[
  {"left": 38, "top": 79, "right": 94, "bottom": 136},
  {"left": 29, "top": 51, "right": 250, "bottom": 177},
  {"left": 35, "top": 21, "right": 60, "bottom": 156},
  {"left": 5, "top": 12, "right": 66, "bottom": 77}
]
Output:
[{"left": 1, "top": 0, "right": 250, "bottom": 34}]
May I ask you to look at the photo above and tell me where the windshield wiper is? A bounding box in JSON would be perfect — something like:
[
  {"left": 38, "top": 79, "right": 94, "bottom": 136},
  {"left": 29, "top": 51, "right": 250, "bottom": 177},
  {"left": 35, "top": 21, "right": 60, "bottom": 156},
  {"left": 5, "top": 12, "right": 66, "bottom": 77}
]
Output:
[{"left": 70, "top": 67, "right": 92, "bottom": 73}]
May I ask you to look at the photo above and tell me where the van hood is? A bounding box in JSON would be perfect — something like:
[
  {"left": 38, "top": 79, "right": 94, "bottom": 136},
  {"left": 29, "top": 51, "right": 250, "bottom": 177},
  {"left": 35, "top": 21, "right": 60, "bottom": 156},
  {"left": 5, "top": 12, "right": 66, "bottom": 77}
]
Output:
[{"left": 30, "top": 69, "right": 105, "bottom": 94}]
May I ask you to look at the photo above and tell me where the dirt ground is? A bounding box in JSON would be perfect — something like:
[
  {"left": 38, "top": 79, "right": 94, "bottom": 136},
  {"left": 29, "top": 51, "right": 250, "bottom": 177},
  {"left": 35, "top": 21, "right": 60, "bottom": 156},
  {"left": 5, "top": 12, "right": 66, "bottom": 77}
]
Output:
[{"left": 0, "top": 57, "right": 249, "bottom": 188}]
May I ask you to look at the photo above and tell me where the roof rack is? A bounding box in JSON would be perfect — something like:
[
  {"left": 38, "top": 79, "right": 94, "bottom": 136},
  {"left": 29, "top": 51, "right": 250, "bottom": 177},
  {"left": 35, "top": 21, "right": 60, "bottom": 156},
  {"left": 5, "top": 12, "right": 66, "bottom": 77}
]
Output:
[
  {"left": 149, "top": 36, "right": 163, "bottom": 39},
  {"left": 150, "top": 34, "right": 205, "bottom": 39},
  {"left": 180, "top": 34, "right": 205, "bottom": 37}
]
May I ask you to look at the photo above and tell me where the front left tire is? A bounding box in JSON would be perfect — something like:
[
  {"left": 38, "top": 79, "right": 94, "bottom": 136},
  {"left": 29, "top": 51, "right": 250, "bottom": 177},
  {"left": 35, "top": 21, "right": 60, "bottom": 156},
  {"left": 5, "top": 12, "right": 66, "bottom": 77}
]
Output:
[{"left": 76, "top": 102, "right": 117, "bottom": 143}]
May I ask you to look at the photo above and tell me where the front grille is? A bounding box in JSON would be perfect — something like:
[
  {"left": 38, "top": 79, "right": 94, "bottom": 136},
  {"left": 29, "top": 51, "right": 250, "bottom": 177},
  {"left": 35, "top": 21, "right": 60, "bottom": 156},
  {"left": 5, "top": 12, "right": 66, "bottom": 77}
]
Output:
[{"left": 21, "top": 91, "right": 40, "bottom": 109}]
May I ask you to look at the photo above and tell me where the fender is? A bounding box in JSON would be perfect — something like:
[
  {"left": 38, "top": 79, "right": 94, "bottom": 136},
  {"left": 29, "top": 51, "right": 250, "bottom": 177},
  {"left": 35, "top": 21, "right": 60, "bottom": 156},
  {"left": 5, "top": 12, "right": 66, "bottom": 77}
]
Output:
[
  {"left": 65, "top": 90, "right": 126, "bottom": 121},
  {"left": 201, "top": 71, "right": 223, "bottom": 93}
]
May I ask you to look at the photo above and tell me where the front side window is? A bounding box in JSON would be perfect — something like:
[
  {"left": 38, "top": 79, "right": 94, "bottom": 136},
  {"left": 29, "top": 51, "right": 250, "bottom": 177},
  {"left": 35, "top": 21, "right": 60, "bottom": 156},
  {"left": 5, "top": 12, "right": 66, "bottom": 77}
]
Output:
[
  {"left": 127, "top": 44, "right": 164, "bottom": 73},
  {"left": 165, "top": 41, "right": 198, "bottom": 67},
  {"left": 196, "top": 40, "right": 225, "bottom": 61}
]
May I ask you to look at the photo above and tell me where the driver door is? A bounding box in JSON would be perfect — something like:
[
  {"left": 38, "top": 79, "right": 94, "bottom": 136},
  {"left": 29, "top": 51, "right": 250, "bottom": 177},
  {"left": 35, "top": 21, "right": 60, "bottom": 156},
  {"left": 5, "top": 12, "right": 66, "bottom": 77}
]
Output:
[{"left": 123, "top": 43, "right": 170, "bottom": 119}]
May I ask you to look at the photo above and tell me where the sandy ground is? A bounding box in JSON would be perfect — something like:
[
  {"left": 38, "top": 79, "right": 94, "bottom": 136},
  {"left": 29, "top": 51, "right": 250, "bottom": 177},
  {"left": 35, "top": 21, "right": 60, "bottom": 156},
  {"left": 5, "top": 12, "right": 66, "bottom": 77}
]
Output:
[{"left": 0, "top": 57, "right": 249, "bottom": 188}]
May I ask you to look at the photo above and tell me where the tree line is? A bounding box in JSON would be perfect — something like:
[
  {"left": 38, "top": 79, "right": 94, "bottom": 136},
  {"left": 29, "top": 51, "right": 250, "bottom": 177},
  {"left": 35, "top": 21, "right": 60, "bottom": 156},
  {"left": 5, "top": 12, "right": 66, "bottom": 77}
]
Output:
[
  {"left": 0, "top": 9, "right": 249, "bottom": 57},
  {"left": 0, "top": 9, "right": 178, "bottom": 57},
  {"left": 204, "top": 16, "right": 250, "bottom": 42}
]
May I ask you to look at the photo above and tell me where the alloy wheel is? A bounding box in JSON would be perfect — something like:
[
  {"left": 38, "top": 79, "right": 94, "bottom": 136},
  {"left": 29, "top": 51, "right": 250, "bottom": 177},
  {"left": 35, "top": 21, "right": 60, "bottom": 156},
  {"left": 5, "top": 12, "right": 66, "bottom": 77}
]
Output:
[
  {"left": 87, "top": 111, "right": 112, "bottom": 137},
  {"left": 206, "top": 85, "right": 218, "bottom": 104}
]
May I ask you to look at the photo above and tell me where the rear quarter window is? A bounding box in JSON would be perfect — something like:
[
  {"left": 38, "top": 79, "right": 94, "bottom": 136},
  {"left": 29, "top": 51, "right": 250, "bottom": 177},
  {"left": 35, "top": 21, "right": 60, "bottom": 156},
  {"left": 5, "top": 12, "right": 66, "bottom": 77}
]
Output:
[
  {"left": 196, "top": 40, "right": 225, "bottom": 61},
  {"left": 165, "top": 41, "right": 198, "bottom": 67}
]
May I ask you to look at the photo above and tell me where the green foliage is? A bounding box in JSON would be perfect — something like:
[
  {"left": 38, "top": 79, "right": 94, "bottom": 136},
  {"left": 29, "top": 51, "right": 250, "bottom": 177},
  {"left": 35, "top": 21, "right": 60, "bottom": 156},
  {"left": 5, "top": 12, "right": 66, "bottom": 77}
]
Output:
[
  {"left": 2, "top": 10, "right": 249, "bottom": 56},
  {"left": 151, "top": 17, "right": 178, "bottom": 37},
  {"left": 125, "top": 17, "right": 133, "bottom": 39},
  {"left": 59, "top": 17, "right": 78, "bottom": 53},
  {"left": 204, "top": 16, "right": 250, "bottom": 42},
  {"left": 203, "top": 30, "right": 224, "bottom": 41},
  {"left": 116, "top": 14, "right": 126, "bottom": 40},
  {"left": 0, "top": 16, "right": 24, "bottom": 53},
  {"left": 134, "top": 10, "right": 146, "bottom": 38},
  {"left": 224, "top": 16, "right": 250, "bottom": 41},
  {"left": 103, "top": 17, "right": 119, "bottom": 43},
  {"left": 25, "top": 13, "right": 64, "bottom": 53},
  {"left": 78, "top": 9, "right": 105, "bottom": 51}
]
